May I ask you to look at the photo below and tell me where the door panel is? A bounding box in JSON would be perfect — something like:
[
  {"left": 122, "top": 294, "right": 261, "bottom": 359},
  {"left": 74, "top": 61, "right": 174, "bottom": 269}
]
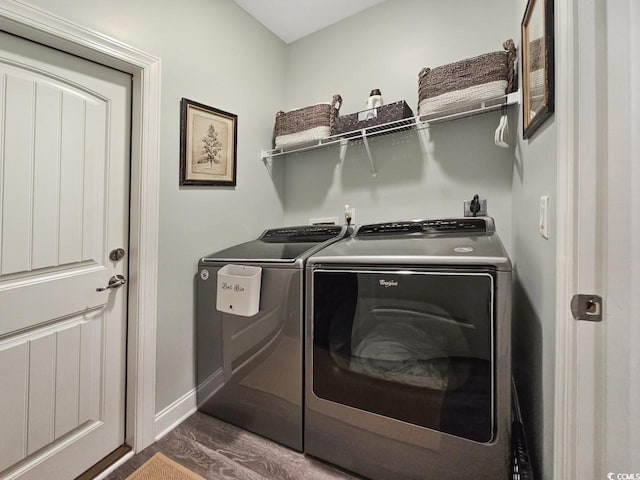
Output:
[
  {"left": 54, "top": 325, "right": 82, "bottom": 439},
  {"left": 0, "top": 30, "right": 130, "bottom": 479},
  {"left": 78, "top": 318, "right": 103, "bottom": 426},
  {"left": 0, "top": 343, "right": 28, "bottom": 472},
  {"left": 0, "top": 314, "right": 105, "bottom": 470},
  {"left": 1, "top": 75, "right": 33, "bottom": 276},
  {"left": 0, "top": 67, "right": 110, "bottom": 277},
  {"left": 58, "top": 92, "right": 85, "bottom": 266},
  {"left": 83, "top": 101, "right": 108, "bottom": 263},
  {"left": 32, "top": 84, "right": 62, "bottom": 270},
  {"left": 27, "top": 335, "right": 56, "bottom": 455},
  {"left": 0, "top": 268, "right": 108, "bottom": 336}
]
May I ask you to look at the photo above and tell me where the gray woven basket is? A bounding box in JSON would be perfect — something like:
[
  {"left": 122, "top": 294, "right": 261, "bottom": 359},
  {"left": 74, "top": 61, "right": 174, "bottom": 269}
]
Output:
[
  {"left": 418, "top": 40, "right": 517, "bottom": 115},
  {"left": 273, "top": 94, "right": 342, "bottom": 148}
]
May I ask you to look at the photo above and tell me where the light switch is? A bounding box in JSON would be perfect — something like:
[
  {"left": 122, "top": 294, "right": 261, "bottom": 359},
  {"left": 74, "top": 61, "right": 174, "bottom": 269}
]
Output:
[{"left": 539, "top": 196, "right": 550, "bottom": 239}]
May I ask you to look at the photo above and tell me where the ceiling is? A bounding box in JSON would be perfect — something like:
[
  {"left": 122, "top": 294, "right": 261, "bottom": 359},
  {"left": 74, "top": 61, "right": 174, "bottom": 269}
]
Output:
[{"left": 231, "top": 0, "right": 387, "bottom": 44}]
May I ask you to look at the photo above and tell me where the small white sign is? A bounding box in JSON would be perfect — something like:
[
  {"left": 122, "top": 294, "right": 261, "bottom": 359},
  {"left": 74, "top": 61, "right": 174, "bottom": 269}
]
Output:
[{"left": 454, "top": 247, "right": 474, "bottom": 253}]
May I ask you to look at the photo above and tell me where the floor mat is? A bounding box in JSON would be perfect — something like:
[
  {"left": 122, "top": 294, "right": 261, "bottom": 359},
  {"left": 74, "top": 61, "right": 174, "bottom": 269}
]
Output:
[{"left": 126, "top": 453, "right": 205, "bottom": 480}]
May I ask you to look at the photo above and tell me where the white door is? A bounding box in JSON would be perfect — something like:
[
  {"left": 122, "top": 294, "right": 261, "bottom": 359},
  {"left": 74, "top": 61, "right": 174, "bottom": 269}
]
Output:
[
  {"left": 0, "top": 30, "right": 131, "bottom": 480},
  {"left": 595, "top": 0, "right": 640, "bottom": 475},
  {"left": 561, "top": 0, "right": 640, "bottom": 478}
]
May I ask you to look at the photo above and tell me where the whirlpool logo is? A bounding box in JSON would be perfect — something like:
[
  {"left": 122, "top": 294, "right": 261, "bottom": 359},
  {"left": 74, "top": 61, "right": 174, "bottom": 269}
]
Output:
[{"left": 379, "top": 279, "right": 398, "bottom": 288}]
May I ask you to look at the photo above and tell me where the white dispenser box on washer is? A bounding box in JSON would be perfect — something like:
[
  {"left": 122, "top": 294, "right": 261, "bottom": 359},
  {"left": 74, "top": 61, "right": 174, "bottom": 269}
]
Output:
[{"left": 216, "top": 264, "right": 262, "bottom": 317}]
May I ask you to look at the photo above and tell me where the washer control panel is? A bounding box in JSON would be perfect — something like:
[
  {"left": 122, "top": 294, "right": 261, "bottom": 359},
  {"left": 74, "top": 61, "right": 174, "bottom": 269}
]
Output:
[{"left": 261, "top": 225, "right": 344, "bottom": 242}]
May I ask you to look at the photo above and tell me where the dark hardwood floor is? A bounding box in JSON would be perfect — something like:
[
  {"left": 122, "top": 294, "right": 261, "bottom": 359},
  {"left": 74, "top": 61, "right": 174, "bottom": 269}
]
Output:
[{"left": 105, "top": 412, "right": 363, "bottom": 480}]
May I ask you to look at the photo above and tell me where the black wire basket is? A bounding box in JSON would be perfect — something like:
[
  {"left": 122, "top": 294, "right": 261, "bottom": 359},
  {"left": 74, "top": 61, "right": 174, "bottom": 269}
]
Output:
[{"left": 335, "top": 100, "right": 414, "bottom": 138}]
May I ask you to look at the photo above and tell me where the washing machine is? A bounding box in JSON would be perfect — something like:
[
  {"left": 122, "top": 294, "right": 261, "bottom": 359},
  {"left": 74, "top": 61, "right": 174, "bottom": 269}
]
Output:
[
  {"left": 196, "top": 224, "right": 349, "bottom": 451},
  {"left": 305, "top": 217, "right": 512, "bottom": 479}
]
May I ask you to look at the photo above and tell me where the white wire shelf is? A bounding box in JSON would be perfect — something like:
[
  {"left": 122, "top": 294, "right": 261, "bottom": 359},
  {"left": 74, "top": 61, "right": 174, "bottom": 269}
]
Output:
[{"left": 261, "top": 92, "right": 520, "bottom": 161}]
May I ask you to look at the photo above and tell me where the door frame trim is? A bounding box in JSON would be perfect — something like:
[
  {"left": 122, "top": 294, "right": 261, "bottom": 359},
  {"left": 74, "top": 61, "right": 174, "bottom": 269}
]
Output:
[
  {"left": 0, "top": 0, "right": 160, "bottom": 453},
  {"left": 553, "top": 0, "right": 579, "bottom": 476},
  {"left": 553, "top": 0, "right": 611, "bottom": 477},
  {"left": 556, "top": 0, "right": 640, "bottom": 477}
]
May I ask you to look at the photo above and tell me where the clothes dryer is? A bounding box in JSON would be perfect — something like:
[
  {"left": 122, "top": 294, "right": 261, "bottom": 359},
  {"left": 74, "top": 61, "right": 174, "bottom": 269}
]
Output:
[{"left": 305, "top": 217, "right": 512, "bottom": 479}]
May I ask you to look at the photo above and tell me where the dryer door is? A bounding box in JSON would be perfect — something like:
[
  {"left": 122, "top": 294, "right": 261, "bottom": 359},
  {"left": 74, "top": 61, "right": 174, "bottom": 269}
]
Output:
[{"left": 311, "top": 268, "right": 495, "bottom": 443}]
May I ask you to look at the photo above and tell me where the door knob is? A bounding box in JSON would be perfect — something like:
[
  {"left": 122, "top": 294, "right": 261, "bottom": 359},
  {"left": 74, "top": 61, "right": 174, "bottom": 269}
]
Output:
[
  {"left": 97, "top": 274, "right": 127, "bottom": 292},
  {"left": 109, "top": 248, "right": 126, "bottom": 262}
]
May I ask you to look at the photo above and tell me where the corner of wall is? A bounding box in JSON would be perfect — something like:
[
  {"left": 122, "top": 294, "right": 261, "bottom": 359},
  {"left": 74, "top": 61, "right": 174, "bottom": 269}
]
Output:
[{"left": 511, "top": 3, "right": 559, "bottom": 479}]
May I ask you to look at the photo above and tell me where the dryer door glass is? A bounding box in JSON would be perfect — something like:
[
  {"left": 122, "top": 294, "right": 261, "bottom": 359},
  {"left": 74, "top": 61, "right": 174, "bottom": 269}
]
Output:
[{"left": 312, "top": 269, "right": 494, "bottom": 443}]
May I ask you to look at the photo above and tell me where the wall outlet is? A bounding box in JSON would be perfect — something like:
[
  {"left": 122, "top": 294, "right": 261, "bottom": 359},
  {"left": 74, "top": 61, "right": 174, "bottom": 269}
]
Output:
[
  {"left": 464, "top": 198, "right": 487, "bottom": 217},
  {"left": 309, "top": 217, "right": 339, "bottom": 225},
  {"left": 345, "top": 206, "right": 356, "bottom": 225},
  {"left": 342, "top": 205, "right": 356, "bottom": 225}
]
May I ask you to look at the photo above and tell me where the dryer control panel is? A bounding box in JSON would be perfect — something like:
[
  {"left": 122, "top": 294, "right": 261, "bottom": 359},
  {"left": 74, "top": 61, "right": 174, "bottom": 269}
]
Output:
[{"left": 355, "top": 217, "right": 494, "bottom": 237}]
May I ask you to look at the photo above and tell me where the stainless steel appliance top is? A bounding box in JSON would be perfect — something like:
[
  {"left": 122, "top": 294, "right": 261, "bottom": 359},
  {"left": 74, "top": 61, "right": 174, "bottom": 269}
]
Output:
[
  {"left": 308, "top": 217, "right": 511, "bottom": 271},
  {"left": 201, "top": 224, "right": 350, "bottom": 264}
]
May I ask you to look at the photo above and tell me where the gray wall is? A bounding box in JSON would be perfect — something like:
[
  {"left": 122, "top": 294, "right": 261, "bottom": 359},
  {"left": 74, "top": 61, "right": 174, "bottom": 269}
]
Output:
[
  {"left": 283, "top": 0, "right": 516, "bottom": 253},
  {"left": 511, "top": 1, "right": 558, "bottom": 479},
  {"left": 23, "top": 0, "right": 288, "bottom": 412}
]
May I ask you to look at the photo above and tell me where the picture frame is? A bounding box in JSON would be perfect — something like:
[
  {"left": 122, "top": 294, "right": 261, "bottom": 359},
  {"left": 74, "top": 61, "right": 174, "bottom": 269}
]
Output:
[
  {"left": 521, "top": 0, "right": 555, "bottom": 139},
  {"left": 180, "top": 98, "right": 237, "bottom": 186}
]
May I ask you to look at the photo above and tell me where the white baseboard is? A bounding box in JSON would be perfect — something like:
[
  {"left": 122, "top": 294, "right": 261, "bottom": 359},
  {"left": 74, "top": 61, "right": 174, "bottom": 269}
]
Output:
[
  {"left": 153, "top": 388, "right": 197, "bottom": 441},
  {"left": 153, "top": 369, "right": 225, "bottom": 441}
]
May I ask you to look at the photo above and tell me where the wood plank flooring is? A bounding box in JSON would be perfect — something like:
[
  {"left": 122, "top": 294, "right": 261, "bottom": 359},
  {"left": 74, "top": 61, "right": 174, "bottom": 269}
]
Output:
[{"left": 105, "top": 412, "right": 364, "bottom": 480}]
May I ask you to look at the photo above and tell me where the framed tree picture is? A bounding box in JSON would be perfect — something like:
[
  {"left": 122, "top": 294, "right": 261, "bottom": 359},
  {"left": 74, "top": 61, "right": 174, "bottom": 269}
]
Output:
[
  {"left": 180, "top": 98, "right": 237, "bottom": 186},
  {"left": 521, "top": 0, "right": 554, "bottom": 139}
]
